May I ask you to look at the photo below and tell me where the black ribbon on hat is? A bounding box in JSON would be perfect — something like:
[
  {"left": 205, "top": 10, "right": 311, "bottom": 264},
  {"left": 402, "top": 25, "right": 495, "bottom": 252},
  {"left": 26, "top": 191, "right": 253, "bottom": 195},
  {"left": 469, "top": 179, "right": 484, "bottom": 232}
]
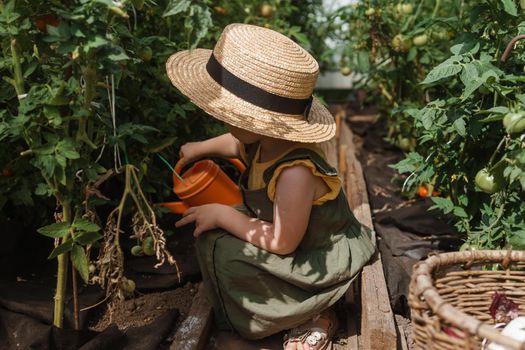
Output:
[{"left": 206, "top": 53, "right": 313, "bottom": 121}]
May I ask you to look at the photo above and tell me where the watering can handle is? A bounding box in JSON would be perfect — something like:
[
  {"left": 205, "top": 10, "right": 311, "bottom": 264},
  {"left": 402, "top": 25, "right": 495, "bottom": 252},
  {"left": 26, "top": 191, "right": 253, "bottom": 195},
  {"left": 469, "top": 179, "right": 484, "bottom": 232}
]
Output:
[{"left": 174, "top": 157, "right": 246, "bottom": 175}]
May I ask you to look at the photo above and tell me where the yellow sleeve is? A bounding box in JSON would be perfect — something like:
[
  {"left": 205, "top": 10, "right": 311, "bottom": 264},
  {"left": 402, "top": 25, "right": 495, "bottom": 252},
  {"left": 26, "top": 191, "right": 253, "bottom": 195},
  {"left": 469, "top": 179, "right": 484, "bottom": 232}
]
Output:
[{"left": 267, "top": 160, "right": 341, "bottom": 205}]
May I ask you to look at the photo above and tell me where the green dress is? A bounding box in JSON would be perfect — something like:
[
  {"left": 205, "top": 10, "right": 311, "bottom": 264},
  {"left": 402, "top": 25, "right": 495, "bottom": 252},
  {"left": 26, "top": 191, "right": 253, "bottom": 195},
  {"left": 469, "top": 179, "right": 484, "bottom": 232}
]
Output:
[{"left": 195, "top": 144, "right": 376, "bottom": 339}]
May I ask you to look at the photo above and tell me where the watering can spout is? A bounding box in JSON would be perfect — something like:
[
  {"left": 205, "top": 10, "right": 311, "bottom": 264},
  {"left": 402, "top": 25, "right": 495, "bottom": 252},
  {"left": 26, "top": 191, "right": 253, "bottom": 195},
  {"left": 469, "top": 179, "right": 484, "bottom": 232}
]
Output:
[{"left": 159, "top": 201, "right": 189, "bottom": 214}]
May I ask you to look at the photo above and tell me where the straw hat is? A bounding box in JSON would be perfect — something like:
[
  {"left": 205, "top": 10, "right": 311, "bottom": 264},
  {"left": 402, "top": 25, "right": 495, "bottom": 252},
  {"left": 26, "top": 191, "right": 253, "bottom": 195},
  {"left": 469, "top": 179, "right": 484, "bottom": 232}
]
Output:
[{"left": 166, "top": 23, "right": 335, "bottom": 143}]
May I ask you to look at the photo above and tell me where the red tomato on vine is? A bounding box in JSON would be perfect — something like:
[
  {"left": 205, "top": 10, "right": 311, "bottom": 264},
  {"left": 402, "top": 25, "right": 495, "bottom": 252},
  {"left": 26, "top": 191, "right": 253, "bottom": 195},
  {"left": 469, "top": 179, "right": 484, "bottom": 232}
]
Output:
[
  {"left": 2, "top": 168, "right": 13, "bottom": 177},
  {"left": 418, "top": 184, "right": 429, "bottom": 198},
  {"left": 35, "top": 14, "right": 59, "bottom": 33}
]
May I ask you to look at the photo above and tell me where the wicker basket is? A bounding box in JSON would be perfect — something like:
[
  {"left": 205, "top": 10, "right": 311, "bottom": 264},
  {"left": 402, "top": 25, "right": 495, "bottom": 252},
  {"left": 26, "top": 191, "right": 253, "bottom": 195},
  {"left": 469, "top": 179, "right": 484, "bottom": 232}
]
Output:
[{"left": 409, "top": 250, "right": 525, "bottom": 349}]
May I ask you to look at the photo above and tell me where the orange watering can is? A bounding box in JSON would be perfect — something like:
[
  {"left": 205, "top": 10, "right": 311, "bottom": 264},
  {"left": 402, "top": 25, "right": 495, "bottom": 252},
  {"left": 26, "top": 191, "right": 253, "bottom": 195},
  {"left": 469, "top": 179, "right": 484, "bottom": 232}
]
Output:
[{"left": 160, "top": 158, "right": 246, "bottom": 214}]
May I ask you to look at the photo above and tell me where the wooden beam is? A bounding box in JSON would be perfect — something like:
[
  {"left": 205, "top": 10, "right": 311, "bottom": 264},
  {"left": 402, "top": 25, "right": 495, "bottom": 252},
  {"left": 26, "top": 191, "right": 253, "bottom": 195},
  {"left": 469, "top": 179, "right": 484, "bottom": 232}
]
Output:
[
  {"left": 170, "top": 283, "right": 213, "bottom": 350},
  {"left": 346, "top": 304, "right": 360, "bottom": 350},
  {"left": 319, "top": 137, "right": 338, "bottom": 170},
  {"left": 339, "top": 122, "right": 397, "bottom": 350}
]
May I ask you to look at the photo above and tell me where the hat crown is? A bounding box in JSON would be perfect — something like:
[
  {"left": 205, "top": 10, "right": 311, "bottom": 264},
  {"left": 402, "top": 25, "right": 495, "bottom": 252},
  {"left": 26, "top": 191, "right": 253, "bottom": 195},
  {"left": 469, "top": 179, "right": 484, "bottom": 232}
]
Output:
[{"left": 212, "top": 23, "right": 319, "bottom": 100}]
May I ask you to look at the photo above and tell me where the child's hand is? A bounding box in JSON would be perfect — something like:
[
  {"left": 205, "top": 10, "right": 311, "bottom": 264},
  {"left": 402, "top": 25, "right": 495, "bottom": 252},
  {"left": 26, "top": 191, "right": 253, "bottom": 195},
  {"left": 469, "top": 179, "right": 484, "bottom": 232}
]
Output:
[
  {"left": 175, "top": 204, "right": 228, "bottom": 237},
  {"left": 178, "top": 141, "right": 203, "bottom": 169}
]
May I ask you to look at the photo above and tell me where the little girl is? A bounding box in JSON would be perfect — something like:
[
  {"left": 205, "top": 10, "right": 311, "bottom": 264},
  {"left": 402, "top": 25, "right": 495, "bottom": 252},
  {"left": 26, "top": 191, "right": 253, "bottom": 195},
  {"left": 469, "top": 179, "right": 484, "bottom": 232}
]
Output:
[{"left": 166, "top": 23, "right": 375, "bottom": 350}]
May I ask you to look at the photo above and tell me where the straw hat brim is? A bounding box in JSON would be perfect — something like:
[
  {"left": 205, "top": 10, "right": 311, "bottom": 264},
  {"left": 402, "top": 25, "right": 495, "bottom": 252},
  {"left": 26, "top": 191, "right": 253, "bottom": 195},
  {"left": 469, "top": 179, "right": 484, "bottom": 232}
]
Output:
[{"left": 166, "top": 49, "right": 335, "bottom": 143}]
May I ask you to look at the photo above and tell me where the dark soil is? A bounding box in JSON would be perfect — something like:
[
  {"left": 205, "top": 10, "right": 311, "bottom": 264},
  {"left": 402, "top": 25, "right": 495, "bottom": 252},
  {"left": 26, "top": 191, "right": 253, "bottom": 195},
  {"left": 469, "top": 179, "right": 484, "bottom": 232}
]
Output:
[{"left": 90, "top": 282, "right": 197, "bottom": 332}]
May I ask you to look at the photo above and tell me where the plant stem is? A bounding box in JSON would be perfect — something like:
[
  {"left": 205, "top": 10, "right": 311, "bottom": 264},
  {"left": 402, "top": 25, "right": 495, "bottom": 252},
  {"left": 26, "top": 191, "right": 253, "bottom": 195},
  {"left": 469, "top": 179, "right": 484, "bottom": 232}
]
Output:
[
  {"left": 431, "top": 0, "right": 441, "bottom": 18},
  {"left": 10, "top": 39, "right": 25, "bottom": 96},
  {"left": 71, "top": 262, "right": 80, "bottom": 330},
  {"left": 77, "top": 63, "right": 97, "bottom": 149},
  {"left": 53, "top": 200, "right": 71, "bottom": 328},
  {"left": 488, "top": 137, "right": 506, "bottom": 168}
]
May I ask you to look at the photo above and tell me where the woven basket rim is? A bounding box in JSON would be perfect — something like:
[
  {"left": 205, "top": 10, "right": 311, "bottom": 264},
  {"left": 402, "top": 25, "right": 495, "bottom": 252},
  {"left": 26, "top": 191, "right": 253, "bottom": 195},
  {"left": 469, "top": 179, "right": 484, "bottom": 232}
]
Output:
[{"left": 411, "top": 249, "right": 525, "bottom": 350}]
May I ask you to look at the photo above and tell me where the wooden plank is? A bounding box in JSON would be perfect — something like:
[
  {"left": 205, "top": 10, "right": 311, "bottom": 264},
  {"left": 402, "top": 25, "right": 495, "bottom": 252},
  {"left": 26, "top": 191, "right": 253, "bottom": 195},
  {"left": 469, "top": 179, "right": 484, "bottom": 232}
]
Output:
[
  {"left": 396, "top": 318, "right": 409, "bottom": 350},
  {"left": 338, "top": 144, "right": 348, "bottom": 180},
  {"left": 170, "top": 283, "right": 213, "bottom": 350},
  {"left": 340, "top": 123, "right": 373, "bottom": 228},
  {"left": 339, "top": 122, "right": 397, "bottom": 350},
  {"left": 320, "top": 106, "right": 344, "bottom": 170},
  {"left": 346, "top": 303, "right": 360, "bottom": 350},
  {"left": 347, "top": 114, "right": 379, "bottom": 123},
  {"left": 319, "top": 136, "right": 338, "bottom": 170},
  {"left": 335, "top": 108, "right": 344, "bottom": 139}
]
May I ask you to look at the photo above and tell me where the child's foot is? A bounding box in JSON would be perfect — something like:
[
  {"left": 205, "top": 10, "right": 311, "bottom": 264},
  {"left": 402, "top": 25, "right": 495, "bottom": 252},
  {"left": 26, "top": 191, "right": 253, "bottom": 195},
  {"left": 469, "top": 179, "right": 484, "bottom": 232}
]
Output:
[{"left": 282, "top": 308, "right": 337, "bottom": 350}]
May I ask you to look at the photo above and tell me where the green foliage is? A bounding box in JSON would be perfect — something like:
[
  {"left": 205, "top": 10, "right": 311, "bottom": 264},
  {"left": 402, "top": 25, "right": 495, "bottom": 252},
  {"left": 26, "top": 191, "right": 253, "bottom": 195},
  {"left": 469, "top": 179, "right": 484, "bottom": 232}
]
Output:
[
  {"left": 336, "top": 0, "right": 525, "bottom": 250},
  {"left": 0, "top": 1, "right": 329, "bottom": 311},
  {"left": 330, "top": 0, "right": 462, "bottom": 147},
  {"left": 0, "top": 0, "right": 326, "bottom": 230},
  {"left": 388, "top": 1, "right": 525, "bottom": 250},
  {"left": 0, "top": 0, "right": 329, "bottom": 325}
]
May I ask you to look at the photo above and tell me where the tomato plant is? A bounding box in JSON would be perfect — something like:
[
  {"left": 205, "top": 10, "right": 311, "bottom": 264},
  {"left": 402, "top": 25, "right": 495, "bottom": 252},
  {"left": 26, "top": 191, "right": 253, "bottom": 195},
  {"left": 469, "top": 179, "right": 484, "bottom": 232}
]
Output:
[
  {"left": 333, "top": 0, "right": 525, "bottom": 250},
  {"left": 0, "top": 0, "right": 328, "bottom": 328},
  {"left": 330, "top": 0, "right": 463, "bottom": 146},
  {"left": 390, "top": 1, "right": 525, "bottom": 250}
]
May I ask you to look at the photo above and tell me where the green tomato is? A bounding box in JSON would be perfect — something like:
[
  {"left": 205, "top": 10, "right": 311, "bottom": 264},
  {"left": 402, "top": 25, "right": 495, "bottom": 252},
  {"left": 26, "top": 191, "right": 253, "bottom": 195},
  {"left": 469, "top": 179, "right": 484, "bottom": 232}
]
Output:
[
  {"left": 139, "top": 46, "right": 153, "bottom": 62},
  {"left": 397, "top": 137, "right": 412, "bottom": 152},
  {"left": 478, "top": 85, "right": 490, "bottom": 95},
  {"left": 131, "top": 245, "right": 143, "bottom": 256},
  {"left": 503, "top": 112, "right": 525, "bottom": 134},
  {"left": 391, "top": 34, "right": 411, "bottom": 53},
  {"left": 142, "top": 236, "right": 155, "bottom": 256},
  {"left": 401, "top": 3, "right": 413, "bottom": 14},
  {"left": 121, "top": 278, "right": 136, "bottom": 294},
  {"left": 88, "top": 264, "right": 96, "bottom": 274},
  {"left": 475, "top": 168, "right": 503, "bottom": 194},
  {"left": 340, "top": 66, "right": 352, "bottom": 76},
  {"left": 365, "top": 7, "right": 376, "bottom": 16},
  {"left": 432, "top": 30, "right": 449, "bottom": 41},
  {"left": 412, "top": 34, "right": 428, "bottom": 47},
  {"left": 260, "top": 3, "right": 272, "bottom": 17}
]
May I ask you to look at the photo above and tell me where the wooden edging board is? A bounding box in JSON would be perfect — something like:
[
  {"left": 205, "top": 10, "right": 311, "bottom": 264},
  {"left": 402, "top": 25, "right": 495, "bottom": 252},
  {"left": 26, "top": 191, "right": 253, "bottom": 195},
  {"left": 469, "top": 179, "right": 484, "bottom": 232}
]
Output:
[
  {"left": 171, "top": 108, "right": 397, "bottom": 350},
  {"left": 170, "top": 283, "right": 212, "bottom": 350},
  {"left": 339, "top": 117, "right": 397, "bottom": 350}
]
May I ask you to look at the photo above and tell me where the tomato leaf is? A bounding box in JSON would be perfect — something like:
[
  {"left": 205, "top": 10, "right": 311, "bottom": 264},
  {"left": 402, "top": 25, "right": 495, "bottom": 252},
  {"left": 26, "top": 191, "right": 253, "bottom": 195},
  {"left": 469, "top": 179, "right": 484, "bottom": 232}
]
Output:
[
  {"left": 421, "top": 56, "right": 462, "bottom": 85},
  {"left": 430, "top": 197, "right": 455, "bottom": 214},
  {"left": 163, "top": 0, "right": 191, "bottom": 17},
  {"left": 73, "top": 218, "right": 100, "bottom": 233},
  {"left": 71, "top": 245, "right": 89, "bottom": 283},
  {"left": 48, "top": 240, "right": 74, "bottom": 259},
  {"left": 56, "top": 139, "right": 80, "bottom": 160},
  {"left": 452, "top": 118, "right": 466, "bottom": 136},
  {"left": 501, "top": 0, "right": 518, "bottom": 16},
  {"left": 453, "top": 206, "right": 468, "bottom": 218},
  {"left": 38, "top": 222, "right": 70, "bottom": 238},
  {"left": 74, "top": 231, "right": 102, "bottom": 245}
]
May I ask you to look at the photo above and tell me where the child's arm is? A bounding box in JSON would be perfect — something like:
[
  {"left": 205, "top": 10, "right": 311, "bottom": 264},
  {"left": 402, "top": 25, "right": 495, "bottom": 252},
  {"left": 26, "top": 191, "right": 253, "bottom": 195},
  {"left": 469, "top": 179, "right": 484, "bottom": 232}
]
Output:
[
  {"left": 178, "top": 133, "right": 240, "bottom": 168},
  {"left": 176, "top": 165, "right": 324, "bottom": 255}
]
